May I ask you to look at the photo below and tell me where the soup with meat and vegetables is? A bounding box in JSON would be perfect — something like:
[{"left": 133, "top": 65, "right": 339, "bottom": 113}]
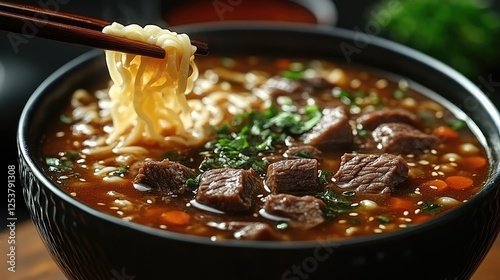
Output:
[{"left": 39, "top": 24, "right": 489, "bottom": 242}]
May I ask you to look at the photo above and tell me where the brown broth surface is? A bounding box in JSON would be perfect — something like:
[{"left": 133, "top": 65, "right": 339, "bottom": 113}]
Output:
[{"left": 39, "top": 55, "right": 489, "bottom": 241}]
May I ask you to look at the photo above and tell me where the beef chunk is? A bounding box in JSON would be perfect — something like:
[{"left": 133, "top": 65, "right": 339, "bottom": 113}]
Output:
[
  {"left": 333, "top": 153, "right": 408, "bottom": 199},
  {"left": 233, "top": 222, "right": 280, "bottom": 240},
  {"left": 300, "top": 76, "right": 335, "bottom": 90},
  {"left": 133, "top": 159, "right": 196, "bottom": 196},
  {"left": 196, "top": 168, "right": 265, "bottom": 212},
  {"left": 263, "top": 194, "right": 326, "bottom": 229},
  {"left": 300, "top": 106, "right": 353, "bottom": 150},
  {"left": 283, "top": 145, "right": 322, "bottom": 160},
  {"left": 266, "top": 158, "right": 322, "bottom": 195},
  {"left": 264, "top": 146, "right": 321, "bottom": 165},
  {"left": 357, "top": 108, "right": 420, "bottom": 130},
  {"left": 259, "top": 76, "right": 304, "bottom": 98},
  {"left": 372, "top": 122, "right": 440, "bottom": 154},
  {"left": 206, "top": 221, "right": 280, "bottom": 240},
  {"left": 257, "top": 75, "right": 337, "bottom": 104},
  {"left": 260, "top": 76, "right": 334, "bottom": 95}
]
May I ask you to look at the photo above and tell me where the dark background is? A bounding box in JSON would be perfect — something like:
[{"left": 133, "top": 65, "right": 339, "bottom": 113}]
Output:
[{"left": 1, "top": 0, "right": 499, "bottom": 229}]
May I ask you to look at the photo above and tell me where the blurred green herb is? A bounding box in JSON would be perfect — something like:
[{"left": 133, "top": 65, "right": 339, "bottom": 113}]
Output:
[
  {"left": 393, "top": 89, "right": 407, "bottom": 100},
  {"left": 186, "top": 176, "right": 200, "bottom": 190},
  {"left": 316, "top": 188, "right": 354, "bottom": 219},
  {"left": 448, "top": 119, "right": 467, "bottom": 130},
  {"left": 369, "top": 0, "right": 500, "bottom": 77},
  {"left": 46, "top": 157, "right": 73, "bottom": 172},
  {"left": 318, "top": 170, "right": 330, "bottom": 185},
  {"left": 108, "top": 165, "right": 129, "bottom": 177},
  {"left": 421, "top": 201, "right": 443, "bottom": 214},
  {"left": 280, "top": 62, "right": 306, "bottom": 80},
  {"left": 377, "top": 215, "right": 391, "bottom": 224}
]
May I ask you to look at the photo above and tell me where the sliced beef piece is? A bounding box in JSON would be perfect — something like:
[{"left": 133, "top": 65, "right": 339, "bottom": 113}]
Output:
[
  {"left": 206, "top": 221, "right": 280, "bottom": 241},
  {"left": 283, "top": 145, "right": 322, "bottom": 160},
  {"left": 263, "top": 154, "right": 286, "bottom": 165},
  {"left": 196, "top": 168, "right": 265, "bottom": 212},
  {"left": 333, "top": 153, "right": 408, "bottom": 200},
  {"left": 300, "top": 76, "right": 335, "bottom": 90},
  {"left": 233, "top": 222, "right": 280, "bottom": 241},
  {"left": 258, "top": 75, "right": 336, "bottom": 100},
  {"left": 263, "top": 194, "right": 326, "bottom": 229},
  {"left": 133, "top": 159, "right": 196, "bottom": 196},
  {"left": 357, "top": 107, "right": 420, "bottom": 130},
  {"left": 266, "top": 158, "right": 322, "bottom": 195},
  {"left": 260, "top": 76, "right": 304, "bottom": 98},
  {"left": 372, "top": 122, "right": 440, "bottom": 154},
  {"left": 300, "top": 106, "right": 353, "bottom": 150}
]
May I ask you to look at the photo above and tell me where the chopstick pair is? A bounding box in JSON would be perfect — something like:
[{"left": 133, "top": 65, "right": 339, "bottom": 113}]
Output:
[{"left": 0, "top": 1, "right": 208, "bottom": 58}]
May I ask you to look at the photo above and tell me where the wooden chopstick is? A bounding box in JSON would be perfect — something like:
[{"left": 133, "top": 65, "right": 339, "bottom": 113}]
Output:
[{"left": 0, "top": 1, "right": 208, "bottom": 58}]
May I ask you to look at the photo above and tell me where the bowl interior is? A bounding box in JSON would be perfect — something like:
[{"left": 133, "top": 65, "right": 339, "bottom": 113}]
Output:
[{"left": 19, "top": 23, "right": 500, "bottom": 246}]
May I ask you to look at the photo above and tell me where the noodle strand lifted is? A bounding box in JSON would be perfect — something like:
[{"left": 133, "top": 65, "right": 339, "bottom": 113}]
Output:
[
  {"left": 102, "top": 23, "right": 201, "bottom": 149},
  {"left": 73, "top": 23, "right": 261, "bottom": 170}
]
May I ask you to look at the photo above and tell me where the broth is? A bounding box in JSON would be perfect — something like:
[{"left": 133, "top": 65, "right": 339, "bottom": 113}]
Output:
[{"left": 39, "top": 55, "right": 489, "bottom": 241}]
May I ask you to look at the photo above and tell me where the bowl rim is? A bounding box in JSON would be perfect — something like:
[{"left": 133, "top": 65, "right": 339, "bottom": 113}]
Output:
[{"left": 18, "top": 23, "right": 500, "bottom": 249}]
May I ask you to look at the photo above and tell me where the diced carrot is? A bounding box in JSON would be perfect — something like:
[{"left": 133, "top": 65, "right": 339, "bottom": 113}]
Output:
[
  {"left": 421, "top": 179, "right": 448, "bottom": 193},
  {"left": 275, "top": 58, "right": 291, "bottom": 70},
  {"left": 144, "top": 207, "right": 165, "bottom": 217},
  {"left": 161, "top": 210, "right": 192, "bottom": 226},
  {"left": 445, "top": 176, "right": 474, "bottom": 190},
  {"left": 387, "top": 197, "right": 414, "bottom": 210},
  {"left": 433, "top": 126, "right": 459, "bottom": 140},
  {"left": 464, "top": 156, "right": 487, "bottom": 170},
  {"left": 413, "top": 214, "right": 432, "bottom": 224}
]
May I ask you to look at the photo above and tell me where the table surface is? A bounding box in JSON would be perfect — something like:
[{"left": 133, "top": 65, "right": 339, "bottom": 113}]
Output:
[{"left": 0, "top": 221, "right": 499, "bottom": 279}]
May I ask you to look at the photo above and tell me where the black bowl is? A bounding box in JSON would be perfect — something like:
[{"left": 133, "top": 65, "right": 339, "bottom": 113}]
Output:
[{"left": 18, "top": 24, "right": 500, "bottom": 280}]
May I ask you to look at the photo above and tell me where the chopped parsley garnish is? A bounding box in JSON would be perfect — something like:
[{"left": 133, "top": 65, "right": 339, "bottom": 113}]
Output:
[
  {"left": 281, "top": 69, "right": 305, "bottom": 80},
  {"left": 448, "top": 119, "right": 467, "bottom": 131},
  {"left": 421, "top": 201, "right": 443, "bottom": 214},
  {"left": 356, "top": 127, "right": 370, "bottom": 138},
  {"left": 280, "top": 63, "right": 306, "bottom": 80},
  {"left": 186, "top": 176, "right": 200, "bottom": 190},
  {"left": 316, "top": 188, "right": 354, "bottom": 220},
  {"left": 161, "top": 150, "right": 194, "bottom": 166},
  {"left": 46, "top": 157, "right": 73, "bottom": 172},
  {"left": 418, "top": 111, "right": 435, "bottom": 125},
  {"left": 294, "top": 150, "right": 312, "bottom": 158},
  {"left": 377, "top": 215, "right": 391, "bottom": 224},
  {"left": 265, "top": 105, "right": 322, "bottom": 135},
  {"left": 318, "top": 170, "right": 330, "bottom": 185},
  {"left": 199, "top": 104, "right": 322, "bottom": 173},
  {"left": 108, "top": 165, "right": 129, "bottom": 177},
  {"left": 336, "top": 89, "right": 384, "bottom": 108}
]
